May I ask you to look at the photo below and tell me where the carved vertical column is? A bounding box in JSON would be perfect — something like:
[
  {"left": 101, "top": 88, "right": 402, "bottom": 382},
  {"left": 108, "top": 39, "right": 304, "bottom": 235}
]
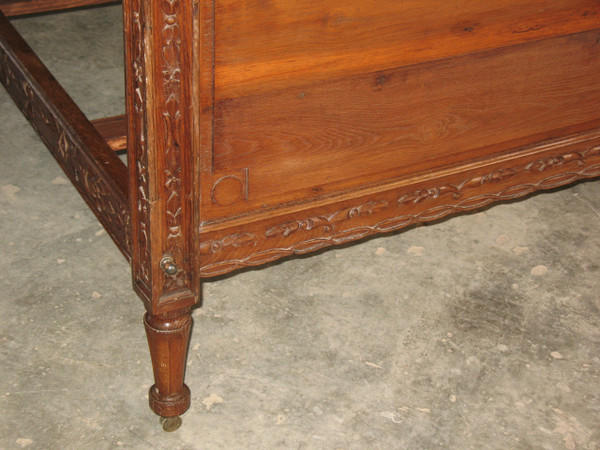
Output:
[
  {"left": 123, "top": 0, "right": 200, "bottom": 424},
  {"left": 124, "top": 0, "right": 199, "bottom": 312}
]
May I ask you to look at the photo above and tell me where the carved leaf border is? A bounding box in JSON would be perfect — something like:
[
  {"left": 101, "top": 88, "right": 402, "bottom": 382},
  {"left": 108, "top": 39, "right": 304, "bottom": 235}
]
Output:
[
  {"left": 128, "top": 0, "right": 152, "bottom": 292},
  {"left": 199, "top": 145, "right": 600, "bottom": 277},
  {"left": 159, "top": 0, "right": 188, "bottom": 293},
  {"left": 0, "top": 43, "right": 131, "bottom": 258}
]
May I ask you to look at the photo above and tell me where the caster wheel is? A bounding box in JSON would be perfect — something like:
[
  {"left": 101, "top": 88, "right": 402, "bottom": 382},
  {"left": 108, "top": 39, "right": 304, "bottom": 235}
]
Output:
[{"left": 160, "top": 415, "right": 182, "bottom": 432}]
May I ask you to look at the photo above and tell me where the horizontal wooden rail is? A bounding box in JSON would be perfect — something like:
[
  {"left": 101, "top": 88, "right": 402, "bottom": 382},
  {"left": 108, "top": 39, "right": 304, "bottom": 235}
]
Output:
[
  {"left": 0, "top": 10, "right": 131, "bottom": 259},
  {"left": 92, "top": 114, "right": 127, "bottom": 152},
  {"left": 0, "top": 0, "right": 118, "bottom": 17}
]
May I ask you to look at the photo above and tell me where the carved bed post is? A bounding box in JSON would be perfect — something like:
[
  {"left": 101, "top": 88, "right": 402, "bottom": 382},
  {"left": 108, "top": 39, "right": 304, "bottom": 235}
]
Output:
[{"left": 122, "top": 0, "right": 200, "bottom": 430}]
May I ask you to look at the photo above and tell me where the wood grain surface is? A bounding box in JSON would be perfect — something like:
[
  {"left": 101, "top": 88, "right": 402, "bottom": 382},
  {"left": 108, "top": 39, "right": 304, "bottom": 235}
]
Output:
[
  {"left": 92, "top": 114, "right": 127, "bottom": 151},
  {"left": 214, "top": 0, "right": 600, "bottom": 98},
  {"left": 206, "top": 30, "right": 600, "bottom": 221}
]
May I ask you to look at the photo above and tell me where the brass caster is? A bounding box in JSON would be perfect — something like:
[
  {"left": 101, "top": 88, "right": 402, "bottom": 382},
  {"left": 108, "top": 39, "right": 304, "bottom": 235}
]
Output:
[{"left": 160, "top": 415, "right": 182, "bottom": 432}]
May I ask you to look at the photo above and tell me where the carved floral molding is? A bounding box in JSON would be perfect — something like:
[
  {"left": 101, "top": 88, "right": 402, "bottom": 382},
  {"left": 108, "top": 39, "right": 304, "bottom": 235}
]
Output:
[
  {"left": 128, "top": 0, "right": 151, "bottom": 291},
  {"left": 198, "top": 143, "right": 600, "bottom": 277},
  {"left": 0, "top": 46, "right": 131, "bottom": 258}
]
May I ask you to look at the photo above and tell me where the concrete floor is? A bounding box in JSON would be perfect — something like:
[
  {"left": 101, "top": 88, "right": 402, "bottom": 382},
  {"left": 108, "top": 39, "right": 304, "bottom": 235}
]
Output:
[{"left": 1, "top": 5, "right": 599, "bottom": 449}]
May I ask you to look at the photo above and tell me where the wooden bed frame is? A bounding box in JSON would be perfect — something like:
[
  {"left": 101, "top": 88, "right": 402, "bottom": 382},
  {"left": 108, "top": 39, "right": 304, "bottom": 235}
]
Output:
[{"left": 1, "top": 0, "right": 599, "bottom": 431}]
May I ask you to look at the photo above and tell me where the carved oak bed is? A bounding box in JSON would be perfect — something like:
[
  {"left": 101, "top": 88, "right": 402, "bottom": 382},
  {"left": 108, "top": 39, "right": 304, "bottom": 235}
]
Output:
[{"left": 1, "top": 0, "right": 599, "bottom": 431}]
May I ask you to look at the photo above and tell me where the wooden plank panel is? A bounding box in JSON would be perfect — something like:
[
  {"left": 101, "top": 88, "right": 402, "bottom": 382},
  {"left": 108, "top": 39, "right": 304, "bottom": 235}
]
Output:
[
  {"left": 0, "top": 0, "right": 118, "bottom": 17},
  {"left": 214, "top": 0, "right": 600, "bottom": 98},
  {"left": 206, "top": 31, "right": 600, "bottom": 221}
]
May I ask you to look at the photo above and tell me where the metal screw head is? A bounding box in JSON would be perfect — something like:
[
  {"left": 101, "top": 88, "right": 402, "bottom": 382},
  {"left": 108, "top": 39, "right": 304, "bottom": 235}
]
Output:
[{"left": 160, "top": 256, "right": 178, "bottom": 275}]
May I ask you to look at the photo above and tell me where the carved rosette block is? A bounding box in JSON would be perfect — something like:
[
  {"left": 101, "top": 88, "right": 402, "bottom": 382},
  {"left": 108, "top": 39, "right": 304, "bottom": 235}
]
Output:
[{"left": 144, "top": 309, "right": 192, "bottom": 418}]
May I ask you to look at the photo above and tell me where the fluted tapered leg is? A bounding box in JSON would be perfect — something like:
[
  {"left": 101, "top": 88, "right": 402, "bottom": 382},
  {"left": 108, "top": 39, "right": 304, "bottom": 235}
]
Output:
[{"left": 144, "top": 308, "right": 192, "bottom": 421}]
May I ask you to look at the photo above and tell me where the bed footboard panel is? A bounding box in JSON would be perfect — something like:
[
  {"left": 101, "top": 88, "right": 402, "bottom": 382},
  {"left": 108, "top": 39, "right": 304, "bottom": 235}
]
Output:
[{"left": 196, "top": 0, "right": 600, "bottom": 278}]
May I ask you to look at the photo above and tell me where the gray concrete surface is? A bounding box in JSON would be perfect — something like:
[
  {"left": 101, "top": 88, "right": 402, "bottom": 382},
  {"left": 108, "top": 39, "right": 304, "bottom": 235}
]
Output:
[{"left": 1, "top": 6, "right": 599, "bottom": 449}]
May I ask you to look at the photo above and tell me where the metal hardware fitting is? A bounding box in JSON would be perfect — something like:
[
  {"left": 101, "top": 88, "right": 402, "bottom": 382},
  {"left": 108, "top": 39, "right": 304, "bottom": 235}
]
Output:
[{"left": 160, "top": 256, "right": 178, "bottom": 275}]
